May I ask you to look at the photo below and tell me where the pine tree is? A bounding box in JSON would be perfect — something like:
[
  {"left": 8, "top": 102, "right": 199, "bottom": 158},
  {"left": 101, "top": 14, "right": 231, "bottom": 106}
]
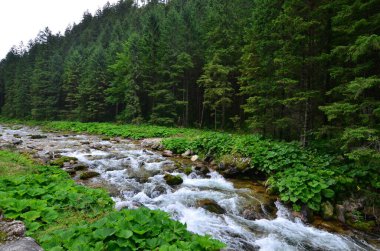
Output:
[
  {"left": 77, "top": 47, "right": 109, "bottom": 121},
  {"left": 198, "top": 54, "right": 233, "bottom": 130},
  {"left": 62, "top": 49, "right": 84, "bottom": 120},
  {"left": 108, "top": 33, "right": 143, "bottom": 123},
  {"left": 320, "top": 0, "right": 380, "bottom": 162}
]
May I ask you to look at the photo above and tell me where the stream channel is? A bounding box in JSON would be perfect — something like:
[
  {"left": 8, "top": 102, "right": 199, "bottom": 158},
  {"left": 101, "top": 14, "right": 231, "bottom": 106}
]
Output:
[{"left": 0, "top": 124, "right": 379, "bottom": 251}]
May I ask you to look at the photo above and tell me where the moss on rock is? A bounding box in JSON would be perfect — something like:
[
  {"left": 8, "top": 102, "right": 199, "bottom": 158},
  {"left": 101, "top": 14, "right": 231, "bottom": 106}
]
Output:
[
  {"left": 50, "top": 156, "right": 78, "bottom": 167},
  {"left": 164, "top": 174, "right": 183, "bottom": 186},
  {"left": 80, "top": 171, "right": 100, "bottom": 180}
]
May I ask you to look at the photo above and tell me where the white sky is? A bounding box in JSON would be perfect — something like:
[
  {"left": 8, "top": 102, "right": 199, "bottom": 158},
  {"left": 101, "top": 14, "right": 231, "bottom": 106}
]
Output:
[{"left": 0, "top": 0, "right": 120, "bottom": 60}]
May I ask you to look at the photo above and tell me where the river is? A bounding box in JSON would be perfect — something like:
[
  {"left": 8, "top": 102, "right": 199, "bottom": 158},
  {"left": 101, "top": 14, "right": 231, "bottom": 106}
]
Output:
[{"left": 0, "top": 124, "right": 378, "bottom": 251}]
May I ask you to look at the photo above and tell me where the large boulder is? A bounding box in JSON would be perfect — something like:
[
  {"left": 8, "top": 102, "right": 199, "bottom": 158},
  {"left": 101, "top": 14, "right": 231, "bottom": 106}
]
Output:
[
  {"left": 196, "top": 199, "right": 226, "bottom": 214},
  {"left": 0, "top": 215, "right": 43, "bottom": 251},
  {"left": 0, "top": 238, "right": 43, "bottom": 251},
  {"left": 164, "top": 174, "right": 183, "bottom": 186}
]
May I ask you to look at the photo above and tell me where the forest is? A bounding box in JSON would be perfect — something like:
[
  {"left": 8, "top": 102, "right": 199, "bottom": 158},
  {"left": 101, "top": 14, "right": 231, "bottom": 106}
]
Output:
[
  {"left": 0, "top": 0, "right": 379, "bottom": 150},
  {"left": 0, "top": 0, "right": 380, "bottom": 248}
]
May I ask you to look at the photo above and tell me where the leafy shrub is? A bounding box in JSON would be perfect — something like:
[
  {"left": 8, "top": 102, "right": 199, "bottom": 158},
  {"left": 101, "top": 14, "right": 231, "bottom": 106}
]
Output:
[
  {"left": 268, "top": 167, "right": 336, "bottom": 211},
  {"left": 41, "top": 208, "right": 225, "bottom": 251}
]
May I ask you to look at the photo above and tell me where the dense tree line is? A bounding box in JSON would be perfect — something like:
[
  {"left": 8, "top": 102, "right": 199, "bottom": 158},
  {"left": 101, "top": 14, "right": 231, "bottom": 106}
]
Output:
[{"left": 0, "top": 0, "right": 379, "bottom": 161}]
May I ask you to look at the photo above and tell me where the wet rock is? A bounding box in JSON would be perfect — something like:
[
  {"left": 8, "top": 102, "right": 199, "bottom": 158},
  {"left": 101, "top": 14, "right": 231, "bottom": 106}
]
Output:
[
  {"left": 335, "top": 204, "right": 345, "bottom": 223},
  {"left": 181, "top": 150, "right": 193, "bottom": 157},
  {"left": 321, "top": 201, "right": 334, "bottom": 220},
  {"left": 196, "top": 199, "right": 226, "bottom": 214},
  {"left": 301, "top": 204, "right": 314, "bottom": 223},
  {"left": 0, "top": 237, "right": 43, "bottom": 251},
  {"left": 183, "top": 166, "right": 193, "bottom": 175},
  {"left": 142, "top": 149, "right": 153, "bottom": 155},
  {"left": 111, "top": 137, "right": 121, "bottom": 143},
  {"left": 364, "top": 206, "right": 380, "bottom": 225},
  {"left": 50, "top": 156, "right": 78, "bottom": 167},
  {"left": 73, "top": 164, "right": 88, "bottom": 171},
  {"left": 242, "top": 205, "right": 267, "bottom": 220},
  {"left": 217, "top": 162, "right": 226, "bottom": 170},
  {"left": 203, "top": 154, "right": 213, "bottom": 163},
  {"left": 221, "top": 168, "right": 240, "bottom": 178},
  {"left": 80, "top": 141, "right": 90, "bottom": 145},
  {"left": 12, "top": 139, "right": 22, "bottom": 146},
  {"left": 162, "top": 150, "right": 173, "bottom": 157},
  {"left": 63, "top": 168, "right": 76, "bottom": 175},
  {"left": 141, "top": 138, "right": 163, "bottom": 150},
  {"left": 343, "top": 198, "right": 364, "bottom": 213},
  {"left": 150, "top": 186, "right": 168, "bottom": 198},
  {"left": 0, "top": 220, "right": 25, "bottom": 241},
  {"left": 195, "top": 164, "right": 210, "bottom": 175},
  {"left": 313, "top": 218, "right": 347, "bottom": 234},
  {"left": 80, "top": 171, "right": 100, "bottom": 180},
  {"left": 191, "top": 155, "right": 199, "bottom": 162},
  {"left": 91, "top": 144, "right": 103, "bottom": 150},
  {"left": 13, "top": 134, "right": 21, "bottom": 138},
  {"left": 29, "top": 135, "right": 47, "bottom": 139},
  {"left": 164, "top": 174, "right": 183, "bottom": 186}
]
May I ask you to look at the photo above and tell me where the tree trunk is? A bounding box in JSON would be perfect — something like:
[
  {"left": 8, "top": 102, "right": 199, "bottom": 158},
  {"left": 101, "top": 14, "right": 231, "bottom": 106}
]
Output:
[
  {"left": 301, "top": 99, "right": 309, "bottom": 147},
  {"left": 214, "top": 108, "right": 217, "bottom": 130}
]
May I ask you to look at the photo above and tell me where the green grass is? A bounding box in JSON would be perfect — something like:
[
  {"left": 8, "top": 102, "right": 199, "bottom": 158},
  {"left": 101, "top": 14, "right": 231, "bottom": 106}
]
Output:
[
  {"left": 0, "top": 151, "right": 36, "bottom": 177},
  {"left": 0, "top": 117, "right": 201, "bottom": 139},
  {"left": 0, "top": 150, "right": 225, "bottom": 250}
]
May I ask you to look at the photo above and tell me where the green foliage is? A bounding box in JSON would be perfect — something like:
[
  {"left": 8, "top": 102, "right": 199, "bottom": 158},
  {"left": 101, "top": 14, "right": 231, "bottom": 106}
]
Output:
[
  {"left": 268, "top": 168, "right": 336, "bottom": 211},
  {"left": 41, "top": 208, "right": 225, "bottom": 251},
  {"left": 162, "top": 138, "right": 190, "bottom": 154},
  {"left": 0, "top": 164, "right": 114, "bottom": 235}
]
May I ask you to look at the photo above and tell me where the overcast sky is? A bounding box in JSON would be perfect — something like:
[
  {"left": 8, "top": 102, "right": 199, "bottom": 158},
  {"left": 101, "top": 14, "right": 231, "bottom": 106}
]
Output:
[{"left": 0, "top": 0, "right": 120, "bottom": 60}]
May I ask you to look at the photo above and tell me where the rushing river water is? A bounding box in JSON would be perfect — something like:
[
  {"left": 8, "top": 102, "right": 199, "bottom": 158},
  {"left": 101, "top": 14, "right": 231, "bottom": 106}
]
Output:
[{"left": 0, "top": 125, "right": 379, "bottom": 251}]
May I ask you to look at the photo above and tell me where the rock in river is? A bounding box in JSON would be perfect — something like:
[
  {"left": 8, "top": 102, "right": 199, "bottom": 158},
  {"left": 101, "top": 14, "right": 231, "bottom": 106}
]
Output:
[
  {"left": 164, "top": 174, "right": 183, "bottom": 186},
  {"left": 80, "top": 171, "right": 100, "bottom": 180},
  {"left": 196, "top": 199, "right": 226, "bottom": 214},
  {"left": 162, "top": 150, "right": 173, "bottom": 157}
]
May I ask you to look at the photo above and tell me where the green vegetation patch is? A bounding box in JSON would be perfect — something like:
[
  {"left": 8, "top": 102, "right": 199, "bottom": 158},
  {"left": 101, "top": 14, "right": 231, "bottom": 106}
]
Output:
[
  {"left": 0, "top": 150, "right": 225, "bottom": 250},
  {"left": 41, "top": 208, "right": 225, "bottom": 251}
]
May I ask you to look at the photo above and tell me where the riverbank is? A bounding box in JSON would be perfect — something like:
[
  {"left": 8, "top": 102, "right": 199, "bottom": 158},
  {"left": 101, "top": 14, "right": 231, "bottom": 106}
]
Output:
[
  {"left": 0, "top": 119, "right": 379, "bottom": 238},
  {"left": 1, "top": 123, "right": 379, "bottom": 250},
  {"left": 0, "top": 149, "right": 224, "bottom": 250}
]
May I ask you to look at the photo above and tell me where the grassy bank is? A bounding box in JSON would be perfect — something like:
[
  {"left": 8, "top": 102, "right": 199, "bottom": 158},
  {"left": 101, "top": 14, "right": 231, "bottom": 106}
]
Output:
[
  {"left": 0, "top": 150, "right": 224, "bottom": 250},
  {"left": 0, "top": 118, "right": 379, "bottom": 228}
]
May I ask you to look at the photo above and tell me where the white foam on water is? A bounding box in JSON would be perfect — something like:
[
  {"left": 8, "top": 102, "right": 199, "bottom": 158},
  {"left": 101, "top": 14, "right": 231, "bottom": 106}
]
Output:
[
  {"left": 182, "top": 171, "right": 235, "bottom": 191},
  {"left": 255, "top": 234, "right": 295, "bottom": 251}
]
